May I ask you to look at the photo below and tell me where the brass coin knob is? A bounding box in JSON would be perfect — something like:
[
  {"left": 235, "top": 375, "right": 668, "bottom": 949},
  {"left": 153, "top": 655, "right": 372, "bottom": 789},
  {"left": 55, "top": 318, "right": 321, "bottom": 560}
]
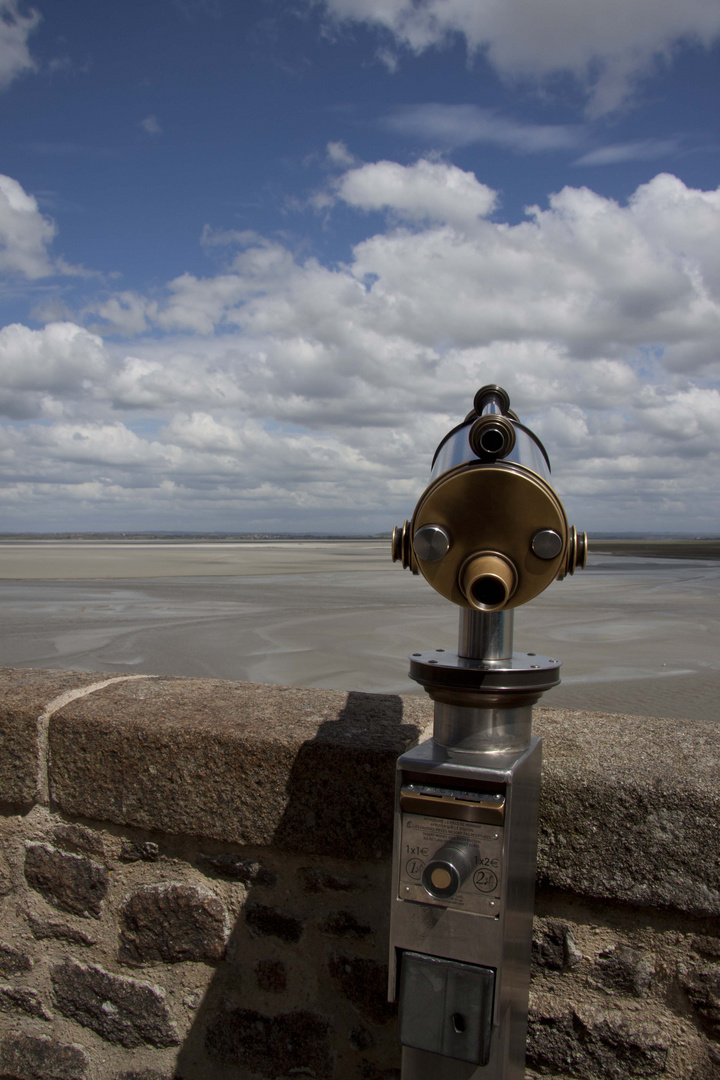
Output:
[{"left": 422, "top": 839, "right": 477, "bottom": 900}]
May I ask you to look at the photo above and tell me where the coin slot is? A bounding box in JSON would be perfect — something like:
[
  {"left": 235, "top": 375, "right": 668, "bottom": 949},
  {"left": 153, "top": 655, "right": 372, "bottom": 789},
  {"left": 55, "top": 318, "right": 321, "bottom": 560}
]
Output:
[{"left": 452, "top": 1013, "right": 466, "bottom": 1034}]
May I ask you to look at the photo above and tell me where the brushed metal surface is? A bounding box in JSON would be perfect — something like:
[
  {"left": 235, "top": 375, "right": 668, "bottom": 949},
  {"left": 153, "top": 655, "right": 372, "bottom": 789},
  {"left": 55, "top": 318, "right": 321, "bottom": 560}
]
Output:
[{"left": 389, "top": 738, "right": 542, "bottom": 1080}]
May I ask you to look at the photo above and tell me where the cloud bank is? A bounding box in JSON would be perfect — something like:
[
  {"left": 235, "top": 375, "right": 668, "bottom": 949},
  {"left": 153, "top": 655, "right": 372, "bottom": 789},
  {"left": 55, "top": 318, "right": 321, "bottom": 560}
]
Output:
[
  {"left": 1, "top": 162, "right": 719, "bottom": 532},
  {"left": 318, "top": 0, "right": 720, "bottom": 114}
]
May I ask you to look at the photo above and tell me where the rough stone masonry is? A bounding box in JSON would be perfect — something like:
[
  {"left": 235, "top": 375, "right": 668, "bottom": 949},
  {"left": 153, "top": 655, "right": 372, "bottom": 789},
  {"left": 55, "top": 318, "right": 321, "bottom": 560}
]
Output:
[{"left": 0, "top": 666, "right": 719, "bottom": 1079}]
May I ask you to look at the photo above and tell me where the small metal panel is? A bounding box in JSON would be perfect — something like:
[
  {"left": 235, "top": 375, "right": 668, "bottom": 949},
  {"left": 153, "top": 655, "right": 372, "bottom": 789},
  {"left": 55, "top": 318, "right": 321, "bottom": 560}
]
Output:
[
  {"left": 400, "top": 784, "right": 506, "bottom": 826},
  {"left": 398, "top": 810, "right": 503, "bottom": 917},
  {"left": 399, "top": 951, "right": 495, "bottom": 1065}
]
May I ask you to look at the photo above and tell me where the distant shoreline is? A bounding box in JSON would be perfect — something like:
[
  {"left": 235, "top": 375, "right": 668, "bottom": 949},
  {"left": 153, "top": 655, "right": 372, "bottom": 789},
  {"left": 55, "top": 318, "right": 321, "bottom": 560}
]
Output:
[
  {"left": 0, "top": 533, "right": 389, "bottom": 543},
  {"left": 1, "top": 534, "right": 719, "bottom": 561},
  {"left": 589, "top": 539, "right": 720, "bottom": 560}
]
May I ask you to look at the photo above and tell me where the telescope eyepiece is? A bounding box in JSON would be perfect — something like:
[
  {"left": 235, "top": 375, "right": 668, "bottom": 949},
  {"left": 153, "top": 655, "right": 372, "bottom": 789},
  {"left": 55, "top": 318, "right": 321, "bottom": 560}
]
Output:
[{"left": 469, "top": 414, "right": 516, "bottom": 462}]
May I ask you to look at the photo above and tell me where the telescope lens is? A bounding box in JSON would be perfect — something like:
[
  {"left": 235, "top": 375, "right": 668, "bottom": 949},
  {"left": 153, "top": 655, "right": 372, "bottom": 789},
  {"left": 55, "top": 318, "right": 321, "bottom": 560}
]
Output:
[
  {"left": 478, "top": 427, "right": 505, "bottom": 455},
  {"left": 470, "top": 576, "right": 507, "bottom": 609},
  {"left": 460, "top": 552, "right": 518, "bottom": 611},
  {"left": 468, "top": 414, "right": 516, "bottom": 461}
]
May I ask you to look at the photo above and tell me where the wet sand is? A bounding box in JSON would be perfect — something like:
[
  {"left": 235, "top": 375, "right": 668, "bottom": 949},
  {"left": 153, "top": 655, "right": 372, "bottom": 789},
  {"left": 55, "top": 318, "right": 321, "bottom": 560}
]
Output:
[
  {"left": 0, "top": 539, "right": 378, "bottom": 579},
  {"left": 0, "top": 541, "right": 718, "bottom": 724}
]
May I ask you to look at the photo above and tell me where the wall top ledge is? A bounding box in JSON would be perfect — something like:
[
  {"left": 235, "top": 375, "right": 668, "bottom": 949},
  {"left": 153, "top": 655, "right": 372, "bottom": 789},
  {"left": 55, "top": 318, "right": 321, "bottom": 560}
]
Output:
[
  {"left": 0, "top": 668, "right": 117, "bottom": 806},
  {"left": 534, "top": 705, "right": 720, "bottom": 915},
  {"left": 1, "top": 667, "right": 718, "bottom": 913},
  {"left": 47, "top": 673, "right": 432, "bottom": 862}
]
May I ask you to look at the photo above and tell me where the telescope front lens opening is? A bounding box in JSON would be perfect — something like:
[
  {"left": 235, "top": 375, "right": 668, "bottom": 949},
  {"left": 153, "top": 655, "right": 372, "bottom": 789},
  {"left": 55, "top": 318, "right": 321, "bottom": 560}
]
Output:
[
  {"left": 470, "top": 576, "right": 507, "bottom": 609},
  {"left": 479, "top": 427, "right": 505, "bottom": 454}
]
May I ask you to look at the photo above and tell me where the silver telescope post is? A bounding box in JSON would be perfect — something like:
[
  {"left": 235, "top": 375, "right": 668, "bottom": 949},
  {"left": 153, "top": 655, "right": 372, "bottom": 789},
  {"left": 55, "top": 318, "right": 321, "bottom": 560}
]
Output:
[{"left": 388, "top": 386, "right": 587, "bottom": 1080}]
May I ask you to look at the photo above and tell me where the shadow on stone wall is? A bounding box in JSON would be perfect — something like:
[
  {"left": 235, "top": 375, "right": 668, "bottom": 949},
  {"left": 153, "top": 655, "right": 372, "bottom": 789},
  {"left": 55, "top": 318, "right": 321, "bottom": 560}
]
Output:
[{"left": 172, "top": 689, "right": 413, "bottom": 1080}]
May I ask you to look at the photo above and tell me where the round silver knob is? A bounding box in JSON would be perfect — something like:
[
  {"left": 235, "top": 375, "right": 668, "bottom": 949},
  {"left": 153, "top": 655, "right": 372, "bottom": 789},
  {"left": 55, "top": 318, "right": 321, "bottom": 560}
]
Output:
[
  {"left": 531, "top": 529, "right": 563, "bottom": 560},
  {"left": 413, "top": 524, "right": 451, "bottom": 562}
]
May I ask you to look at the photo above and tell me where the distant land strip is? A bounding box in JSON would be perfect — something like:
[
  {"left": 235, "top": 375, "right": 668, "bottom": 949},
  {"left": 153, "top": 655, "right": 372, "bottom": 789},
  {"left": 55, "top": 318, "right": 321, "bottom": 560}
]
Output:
[
  {"left": 1, "top": 533, "right": 719, "bottom": 561},
  {"left": 0, "top": 532, "right": 390, "bottom": 543},
  {"left": 589, "top": 539, "right": 720, "bottom": 560}
]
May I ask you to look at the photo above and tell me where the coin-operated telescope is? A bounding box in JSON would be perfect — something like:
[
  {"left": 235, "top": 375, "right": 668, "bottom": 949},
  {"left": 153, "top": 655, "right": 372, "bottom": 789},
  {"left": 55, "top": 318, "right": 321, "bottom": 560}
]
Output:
[{"left": 388, "top": 385, "right": 586, "bottom": 1080}]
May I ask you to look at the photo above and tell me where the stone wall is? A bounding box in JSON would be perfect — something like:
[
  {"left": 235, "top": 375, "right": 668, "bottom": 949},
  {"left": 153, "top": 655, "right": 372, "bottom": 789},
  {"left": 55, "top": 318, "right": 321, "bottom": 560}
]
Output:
[{"left": 0, "top": 666, "right": 718, "bottom": 1080}]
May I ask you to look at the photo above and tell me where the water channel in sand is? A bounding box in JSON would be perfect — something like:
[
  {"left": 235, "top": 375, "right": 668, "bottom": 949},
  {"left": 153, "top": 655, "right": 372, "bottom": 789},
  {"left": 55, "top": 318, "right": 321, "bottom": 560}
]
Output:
[{"left": 0, "top": 540, "right": 717, "bottom": 723}]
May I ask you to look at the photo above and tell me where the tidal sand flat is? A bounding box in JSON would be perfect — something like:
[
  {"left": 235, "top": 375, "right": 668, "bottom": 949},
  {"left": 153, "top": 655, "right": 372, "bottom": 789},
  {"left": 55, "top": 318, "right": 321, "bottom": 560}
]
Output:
[{"left": 0, "top": 540, "right": 718, "bottom": 724}]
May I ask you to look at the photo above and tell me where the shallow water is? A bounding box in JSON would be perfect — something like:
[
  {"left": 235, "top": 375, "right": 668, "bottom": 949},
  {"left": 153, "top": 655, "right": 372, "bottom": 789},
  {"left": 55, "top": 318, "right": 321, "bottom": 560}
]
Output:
[{"left": 0, "top": 543, "right": 717, "bottom": 723}]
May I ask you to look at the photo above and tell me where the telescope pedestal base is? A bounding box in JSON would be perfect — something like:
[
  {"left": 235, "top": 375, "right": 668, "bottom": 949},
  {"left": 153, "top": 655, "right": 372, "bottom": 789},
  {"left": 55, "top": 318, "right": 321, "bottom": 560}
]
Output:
[{"left": 389, "top": 736, "right": 541, "bottom": 1080}]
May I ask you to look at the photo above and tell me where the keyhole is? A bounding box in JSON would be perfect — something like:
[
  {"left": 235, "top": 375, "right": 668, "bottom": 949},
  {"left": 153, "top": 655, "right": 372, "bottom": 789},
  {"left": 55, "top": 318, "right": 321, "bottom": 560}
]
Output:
[{"left": 452, "top": 1012, "right": 466, "bottom": 1034}]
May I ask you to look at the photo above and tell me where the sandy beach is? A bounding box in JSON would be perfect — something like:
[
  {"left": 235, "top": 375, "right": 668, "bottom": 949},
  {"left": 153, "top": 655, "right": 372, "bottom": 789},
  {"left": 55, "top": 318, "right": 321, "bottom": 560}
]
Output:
[{"left": 0, "top": 540, "right": 718, "bottom": 724}]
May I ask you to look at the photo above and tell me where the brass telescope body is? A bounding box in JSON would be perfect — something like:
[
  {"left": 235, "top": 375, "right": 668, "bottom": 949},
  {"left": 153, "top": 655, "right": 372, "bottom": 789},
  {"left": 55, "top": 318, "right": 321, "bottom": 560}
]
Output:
[
  {"left": 414, "top": 462, "right": 568, "bottom": 608},
  {"left": 392, "top": 387, "right": 586, "bottom": 611}
]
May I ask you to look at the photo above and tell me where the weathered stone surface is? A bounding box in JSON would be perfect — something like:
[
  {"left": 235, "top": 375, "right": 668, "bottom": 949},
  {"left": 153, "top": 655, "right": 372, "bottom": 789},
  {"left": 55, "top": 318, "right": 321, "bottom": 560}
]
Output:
[
  {"left": 0, "top": 942, "right": 32, "bottom": 975},
  {"left": 196, "top": 852, "right": 277, "bottom": 887},
  {"left": 532, "top": 920, "right": 582, "bottom": 974},
  {"left": 119, "top": 840, "right": 160, "bottom": 863},
  {"left": 255, "top": 958, "right": 287, "bottom": 993},
  {"left": 113, "top": 1072, "right": 170, "bottom": 1080},
  {"left": 527, "top": 1003, "right": 669, "bottom": 1078},
  {"left": 24, "top": 843, "right": 108, "bottom": 919},
  {"left": 298, "top": 866, "right": 367, "bottom": 892},
  {"left": 327, "top": 949, "right": 396, "bottom": 1025},
  {"left": 693, "top": 936, "right": 720, "bottom": 960},
  {"left": 359, "top": 1065, "right": 401, "bottom": 1080},
  {"left": 682, "top": 964, "right": 720, "bottom": 1038},
  {"left": 48, "top": 678, "right": 428, "bottom": 857},
  {"left": 52, "top": 823, "right": 105, "bottom": 858},
  {"left": 0, "top": 1032, "right": 87, "bottom": 1080},
  {"left": 51, "top": 959, "right": 179, "bottom": 1048},
  {"left": 205, "top": 1007, "right": 332, "bottom": 1077},
  {"left": 27, "top": 911, "right": 96, "bottom": 946},
  {"left": 0, "top": 668, "right": 103, "bottom": 806},
  {"left": 690, "top": 1060, "right": 720, "bottom": 1080},
  {"left": 119, "top": 883, "right": 227, "bottom": 965},
  {"left": 318, "top": 910, "right": 373, "bottom": 940},
  {"left": 350, "top": 1027, "right": 375, "bottom": 1051},
  {"left": 244, "top": 901, "right": 303, "bottom": 943},
  {"left": 534, "top": 706, "right": 720, "bottom": 915},
  {"left": 0, "top": 982, "right": 51, "bottom": 1020},
  {"left": 594, "top": 946, "right": 654, "bottom": 997},
  {"left": 0, "top": 850, "right": 14, "bottom": 896}
]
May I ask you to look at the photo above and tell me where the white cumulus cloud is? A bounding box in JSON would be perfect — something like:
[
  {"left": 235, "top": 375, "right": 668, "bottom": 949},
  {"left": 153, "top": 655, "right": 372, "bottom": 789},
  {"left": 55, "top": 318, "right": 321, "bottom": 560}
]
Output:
[
  {"left": 335, "top": 158, "right": 498, "bottom": 228},
  {"left": 0, "top": 174, "right": 58, "bottom": 278},
  {"left": 0, "top": 322, "right": 109, "bottom": 418}
]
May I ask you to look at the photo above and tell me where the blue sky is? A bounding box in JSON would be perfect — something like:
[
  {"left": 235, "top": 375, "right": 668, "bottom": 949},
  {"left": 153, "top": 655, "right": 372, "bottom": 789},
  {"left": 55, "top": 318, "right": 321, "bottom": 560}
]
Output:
[{"left": 0, "top": 0, "right": 719, "bottom": 533}]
